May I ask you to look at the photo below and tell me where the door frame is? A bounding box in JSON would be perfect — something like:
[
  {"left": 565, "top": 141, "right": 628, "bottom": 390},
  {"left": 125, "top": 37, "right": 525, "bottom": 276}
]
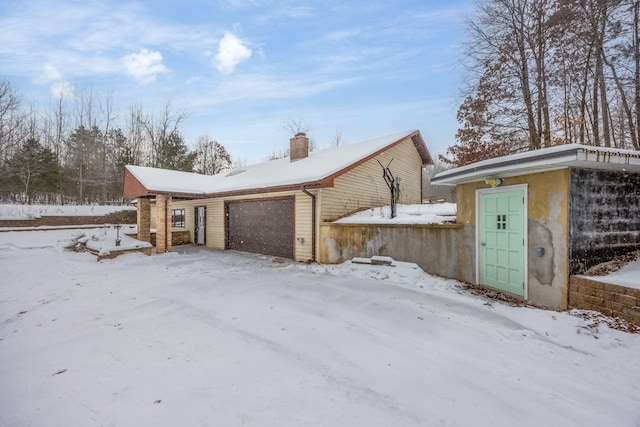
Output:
[
  {"left": 475, "top": 184, "right": 528, "bottom": 299},
  {"left": 194, "top": 205, "right": 206, "bottom": 245}
]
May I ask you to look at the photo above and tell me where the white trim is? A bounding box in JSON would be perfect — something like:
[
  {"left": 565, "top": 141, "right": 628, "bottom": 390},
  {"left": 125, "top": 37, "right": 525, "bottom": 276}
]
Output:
[
  {"left": 433, "top": 144, "right": 640, "bottom": 186},
  {"left": 475, "top": 184, "right": 528, "bottom": 299}
]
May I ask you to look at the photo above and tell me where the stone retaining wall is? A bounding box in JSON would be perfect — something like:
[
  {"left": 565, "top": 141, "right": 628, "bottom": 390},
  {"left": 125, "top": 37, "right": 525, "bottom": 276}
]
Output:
[
  {"left": 0, "top": 210, "right": 136, "bottom": 228},
  {"left": 569, "top": 276, "right": 640, "bottom": 324}
]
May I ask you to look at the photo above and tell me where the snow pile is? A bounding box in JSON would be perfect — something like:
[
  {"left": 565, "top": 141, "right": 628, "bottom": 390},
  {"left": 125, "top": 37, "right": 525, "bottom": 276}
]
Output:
[
  {"left": 72, "top": 225, "right": 151, "bottom": 256},
  {"left": 1, "top": 229, "right": 638, "bottom": 427},
  {"left": 335, "top": 203, "right": 457, "bottom": 224},
  {"left": 0, "top": 203, "right": 134, "bottom": 220},
  {"left": 586, "top": 256, "right": 640, "bottom": 290}
]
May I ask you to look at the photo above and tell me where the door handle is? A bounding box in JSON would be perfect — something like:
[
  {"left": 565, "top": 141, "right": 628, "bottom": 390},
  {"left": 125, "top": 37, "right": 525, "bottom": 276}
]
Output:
[{"left": 480, "top": 242, "right": 486, "bottom": 246}]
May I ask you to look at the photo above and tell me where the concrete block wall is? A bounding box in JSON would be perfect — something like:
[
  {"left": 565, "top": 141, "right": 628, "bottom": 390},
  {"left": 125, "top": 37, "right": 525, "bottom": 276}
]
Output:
[
  {"left": 569, "top": 169, "right": 640, "bottom": 274},
  {"left": 569, "top": 276, "right": 640, "bottom": 324}
]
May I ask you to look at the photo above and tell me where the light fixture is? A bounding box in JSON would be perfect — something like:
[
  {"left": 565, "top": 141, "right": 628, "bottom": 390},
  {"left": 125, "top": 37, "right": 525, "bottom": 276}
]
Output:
[{"left": 484, "top": 177, "right": 502, "bottom": 187}]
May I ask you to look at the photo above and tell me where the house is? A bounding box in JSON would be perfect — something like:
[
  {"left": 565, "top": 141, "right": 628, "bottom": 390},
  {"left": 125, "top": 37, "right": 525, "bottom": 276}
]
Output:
[
  {"left": 123, "top": 130, "right": 433, "bottom": 263},
  {"left": 431, "top": 144, "right": 640, "bottom": 310}
]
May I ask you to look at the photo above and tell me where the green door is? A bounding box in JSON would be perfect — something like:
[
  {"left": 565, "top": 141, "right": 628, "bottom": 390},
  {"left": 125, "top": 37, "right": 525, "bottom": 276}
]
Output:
[{"left": 479, "top": 189, "right": 525, "bottom": 297}]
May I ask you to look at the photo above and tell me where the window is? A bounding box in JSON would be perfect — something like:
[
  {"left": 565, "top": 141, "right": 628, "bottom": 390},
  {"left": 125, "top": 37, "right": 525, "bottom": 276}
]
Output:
[
  {"left": 172, "top": 209, "right": 186, "bottom": 228},
  {"left": 496, "top": 214, "right": 507, "bottom": 230}
]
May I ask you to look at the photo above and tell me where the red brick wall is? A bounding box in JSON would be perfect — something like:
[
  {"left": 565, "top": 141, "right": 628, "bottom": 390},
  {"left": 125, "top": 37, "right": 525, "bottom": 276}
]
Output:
[{"left": 569, "top": 276, "right": 640, "bottom": 324}]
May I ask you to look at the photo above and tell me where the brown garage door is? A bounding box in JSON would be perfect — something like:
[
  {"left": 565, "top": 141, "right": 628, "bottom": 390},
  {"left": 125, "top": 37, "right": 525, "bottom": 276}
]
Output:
[{"left": 226, "top": 198, "right": 294, "bottom": 259}]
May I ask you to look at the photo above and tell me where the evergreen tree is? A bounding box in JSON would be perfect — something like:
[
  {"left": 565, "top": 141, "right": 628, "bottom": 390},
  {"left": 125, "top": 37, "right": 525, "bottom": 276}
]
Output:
[
  {"left": 4, "top": 138, "right": 58, "bottom": 204},
  {"left": 157, "top": 130, "right": 196, "bottom": 172}
]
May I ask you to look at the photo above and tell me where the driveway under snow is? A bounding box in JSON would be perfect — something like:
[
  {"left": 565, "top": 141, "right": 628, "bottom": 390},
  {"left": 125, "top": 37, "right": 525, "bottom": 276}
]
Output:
[{"left": 0, "top": 229, "right": 638, "bottom": 427}]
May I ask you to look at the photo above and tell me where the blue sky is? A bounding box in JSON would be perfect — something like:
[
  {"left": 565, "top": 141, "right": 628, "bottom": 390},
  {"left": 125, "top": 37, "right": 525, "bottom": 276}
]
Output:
[{"left": 0, "top": 0, "right": 473, "bottom": 163}]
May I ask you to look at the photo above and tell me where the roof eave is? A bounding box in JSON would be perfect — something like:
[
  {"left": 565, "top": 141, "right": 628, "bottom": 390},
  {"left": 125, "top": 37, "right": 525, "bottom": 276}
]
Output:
[
  {"left": 321, "top": 130, "right": 432, "bottom": 184},
  {"left": 201, "top": 180, "right": 328, "bottom": 199},
  {"left": 410, "top": 132, "right": 434, "bottom": 166},
  {"left": 432, "top": 146, "right": 640, "bottom": 186}
]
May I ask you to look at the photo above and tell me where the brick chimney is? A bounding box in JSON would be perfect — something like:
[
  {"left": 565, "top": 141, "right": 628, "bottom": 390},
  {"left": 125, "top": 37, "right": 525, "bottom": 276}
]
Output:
[{"left": 290, "top": 132, "right": 309, "bottom": 161}]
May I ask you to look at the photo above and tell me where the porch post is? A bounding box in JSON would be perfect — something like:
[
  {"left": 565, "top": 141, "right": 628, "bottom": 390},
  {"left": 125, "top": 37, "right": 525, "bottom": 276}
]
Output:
[
  {"left": 137, "top": 198, "right": 151, "bottom": 243},
  {"left": 156, "top": 195, "right": 167, "bottom": 253},
  {"left": 166, "top": 195, "right": 172, "bottom": 253}
]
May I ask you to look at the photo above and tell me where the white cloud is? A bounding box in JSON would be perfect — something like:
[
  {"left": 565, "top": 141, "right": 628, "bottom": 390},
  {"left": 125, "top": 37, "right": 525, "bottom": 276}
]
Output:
[
  {"left": 122, "top": 49, "right": 168, "bottom": 83},
  {"left": 50, "top": 80, "right": 75, "bottom": 99},
  {"left": 34, "top": 64, "right": 63, "bottom": 84},
  {"left": 213, "top": 32, "right": 252, "bottom": 75}
]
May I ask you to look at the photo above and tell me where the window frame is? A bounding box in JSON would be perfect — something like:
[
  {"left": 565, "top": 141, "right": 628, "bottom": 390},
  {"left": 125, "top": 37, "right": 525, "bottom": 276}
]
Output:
[{"left": 171, "top": 208, "right": 186, "bottom": 228}]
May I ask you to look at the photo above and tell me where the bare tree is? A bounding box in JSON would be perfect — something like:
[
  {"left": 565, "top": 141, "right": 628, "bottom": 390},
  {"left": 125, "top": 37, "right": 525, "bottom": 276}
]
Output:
[
  {"left": 449, "top": 0, "right": 639, "bottom": 166},
  {"left": 140, "top": 100, "right": 190, "bottom": 168},
  {"left": 0, "top": 79, "right": 24, "bottom": 165},
  {"left": 194, "top": 136, "right": 232, "bottom": 175},
  {"left": 282, "top": 117, "right": 311, "bottom": 136},
  {"left": 332, "top": 125, "right": 344, "bottom": 147}
]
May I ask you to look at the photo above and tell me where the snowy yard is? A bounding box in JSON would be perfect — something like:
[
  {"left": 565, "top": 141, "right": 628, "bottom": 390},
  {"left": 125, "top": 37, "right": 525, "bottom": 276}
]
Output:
[
  {"left": 0, "top": 203, "right": 134, "bottom": 220},
  {"left": 1, "top": 229, "right": 639, "bottom": 427}
]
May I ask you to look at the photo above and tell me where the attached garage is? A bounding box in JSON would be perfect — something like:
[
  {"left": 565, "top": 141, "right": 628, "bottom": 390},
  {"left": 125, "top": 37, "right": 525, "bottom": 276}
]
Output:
[
  {"left": 123, "top": 130, "right": 432, "bottom": 262},
  {"left": 226, "top": 198, "right": 295, "bottom": 258}
]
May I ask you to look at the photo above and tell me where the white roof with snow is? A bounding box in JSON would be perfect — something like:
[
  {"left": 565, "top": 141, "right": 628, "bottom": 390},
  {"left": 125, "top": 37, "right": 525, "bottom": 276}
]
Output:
[
  {"left": 432, "top": 144, "right": 640, "bottom": 185},
  {"left": 126, "top": 130, "right": 430, "bottom": 197}
]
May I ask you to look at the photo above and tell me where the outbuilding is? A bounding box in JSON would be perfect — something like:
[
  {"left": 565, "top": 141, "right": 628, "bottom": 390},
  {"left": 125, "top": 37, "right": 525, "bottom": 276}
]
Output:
[
  {"left": 431, "top": 144, "right": 640, "bottom": 310},
  {"left": 123, "top": 130, "right": 433, "bottom": 263}
]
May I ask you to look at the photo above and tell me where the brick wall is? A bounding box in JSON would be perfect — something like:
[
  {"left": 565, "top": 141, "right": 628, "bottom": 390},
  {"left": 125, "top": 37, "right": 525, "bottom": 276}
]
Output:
[
  {"left": 569, "top": 276, "right": 640, "bottom": 324},
  {"left": 137, "top": 198, "right": 151, "bottom": 243}
]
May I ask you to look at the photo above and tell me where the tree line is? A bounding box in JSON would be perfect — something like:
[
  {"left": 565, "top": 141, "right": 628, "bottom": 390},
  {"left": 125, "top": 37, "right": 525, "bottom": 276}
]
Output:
[
  {"left": 442, "top": 0, "right": 640, "bottom": 166},
  {"left": 0, "top": 81, "right": 232, "bottom": 204}
]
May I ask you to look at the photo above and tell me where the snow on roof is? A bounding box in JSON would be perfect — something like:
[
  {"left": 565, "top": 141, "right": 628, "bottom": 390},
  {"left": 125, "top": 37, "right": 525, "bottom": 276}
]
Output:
[
  {"left": 126, "top": 130, "right": 426, "bottom": 196},
  {"left": 432, "top": 144, "right": 640, "bottom": 185}
]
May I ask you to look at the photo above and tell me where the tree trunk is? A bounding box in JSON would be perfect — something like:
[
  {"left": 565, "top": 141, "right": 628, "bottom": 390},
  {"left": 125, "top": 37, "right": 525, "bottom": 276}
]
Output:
[{"left": 635, "top": 0, "right": 640, "bottom": 148}]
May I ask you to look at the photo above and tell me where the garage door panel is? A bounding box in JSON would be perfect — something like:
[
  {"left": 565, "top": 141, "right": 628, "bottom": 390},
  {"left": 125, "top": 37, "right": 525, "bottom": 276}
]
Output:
[{"left": 227, "top": 199, "right": 294, "bottom": 258}]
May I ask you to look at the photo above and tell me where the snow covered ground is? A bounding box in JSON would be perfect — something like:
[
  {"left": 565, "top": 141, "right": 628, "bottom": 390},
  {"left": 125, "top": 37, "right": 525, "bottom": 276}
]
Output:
[
  {"left": 335, "top": 203, "right": 457, "bottom": 224},
  {"left": 1, "top": 229, "right": 639, "bottom": 427},
  {"left": 0, "top": 203, "right": 134, "bottom": 220},
  {"left": 587, "top": 256, "right": 640, "bottom": 290}
]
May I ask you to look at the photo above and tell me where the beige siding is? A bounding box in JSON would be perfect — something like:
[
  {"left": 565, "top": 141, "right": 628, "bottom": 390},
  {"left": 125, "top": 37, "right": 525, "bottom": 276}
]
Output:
[
  {"left": 318, "top": 137, "right": 423, "bottom": 221},
  {"left": 170, "top": 200, "right": 196, "bottom": 242},
  {"left": 149, "top": 137, "right": 422, "bottom": 260},
  {"left": 207, "top": 199, "right": 225, "bottom": 249},
  {"left": 295, "top": 191, "right": 314, "bottom": 262},
  {"left": 189, "top": 190, "right": 315, "bottom": 262}
]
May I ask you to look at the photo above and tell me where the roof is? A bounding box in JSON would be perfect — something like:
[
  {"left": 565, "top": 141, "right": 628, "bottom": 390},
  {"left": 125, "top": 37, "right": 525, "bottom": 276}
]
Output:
[
  {"left": 124, "top": 130, "right": 432, "bottom": 198},
  {"left": 432, "top": 144, "right": 640, "bottom": 186}
]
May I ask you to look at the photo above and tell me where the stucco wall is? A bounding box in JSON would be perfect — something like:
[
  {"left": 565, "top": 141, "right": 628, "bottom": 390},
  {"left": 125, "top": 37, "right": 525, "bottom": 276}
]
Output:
[
  {"left": 455, "top": 169, "right": 570, "bottom": 310},
  {"left": 319, "top": 223, "right": 466, "bottom": 279},
  {"left": 569, "top": 169, "right": 640, "bottom": 274}
]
